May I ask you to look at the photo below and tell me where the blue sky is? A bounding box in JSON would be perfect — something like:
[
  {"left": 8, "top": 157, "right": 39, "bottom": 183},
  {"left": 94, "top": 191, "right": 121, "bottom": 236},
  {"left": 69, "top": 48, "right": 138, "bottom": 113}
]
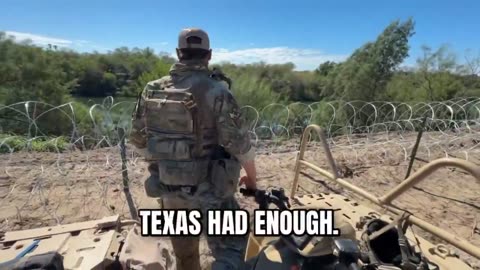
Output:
[{"left": 1, "top": 0, "right": 479, "bottom": 70}]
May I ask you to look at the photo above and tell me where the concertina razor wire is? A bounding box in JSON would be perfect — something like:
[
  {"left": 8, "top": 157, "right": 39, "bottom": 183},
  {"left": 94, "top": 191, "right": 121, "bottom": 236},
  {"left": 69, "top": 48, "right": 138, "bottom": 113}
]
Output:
[{"left": 0, "top": 96, "right": 479, "bottom": 232}]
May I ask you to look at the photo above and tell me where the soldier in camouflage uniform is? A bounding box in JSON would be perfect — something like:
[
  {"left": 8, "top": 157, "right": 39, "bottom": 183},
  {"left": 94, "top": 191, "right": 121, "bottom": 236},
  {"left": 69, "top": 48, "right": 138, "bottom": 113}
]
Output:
[{"left": 129, "top": 28, "right": 257, "bottom": 270}]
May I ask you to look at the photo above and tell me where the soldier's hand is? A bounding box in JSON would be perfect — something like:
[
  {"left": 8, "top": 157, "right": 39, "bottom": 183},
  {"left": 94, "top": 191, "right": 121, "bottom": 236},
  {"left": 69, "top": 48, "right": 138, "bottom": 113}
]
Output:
[{"left": 239, "top": 175, "right": 256, "bottom": 190}]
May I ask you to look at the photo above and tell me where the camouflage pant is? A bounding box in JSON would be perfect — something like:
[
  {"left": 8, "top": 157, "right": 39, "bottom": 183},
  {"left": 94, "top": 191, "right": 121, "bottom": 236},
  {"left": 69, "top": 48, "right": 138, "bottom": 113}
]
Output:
[{"left": 145, "top": 163, "right": 247, "bottom": 270}]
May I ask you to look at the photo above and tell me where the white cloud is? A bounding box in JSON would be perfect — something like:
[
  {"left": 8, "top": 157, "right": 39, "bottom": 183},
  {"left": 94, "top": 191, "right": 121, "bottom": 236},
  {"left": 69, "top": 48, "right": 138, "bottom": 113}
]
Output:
[
  {"left": 5, "top": 31, "right": 73, "bottom": 47},
  {"left": 3, "top": 31, "right": 346, "bottom": 70},
  {"left": 74, "top": 40, "right": 91, "bottom": 46},
  {"left": 210, "top": 47, "right": 348, "bottom": 70},
  {"left": 4, "top": 31, "right": 112, "bottom": 52}
]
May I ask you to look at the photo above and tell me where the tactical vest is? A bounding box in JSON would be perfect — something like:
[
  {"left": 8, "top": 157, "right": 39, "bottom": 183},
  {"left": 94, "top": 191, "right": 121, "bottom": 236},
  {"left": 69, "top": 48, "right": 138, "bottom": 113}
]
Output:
[{"left": 138, "top": 69, "right": 238, "bottom": 189}]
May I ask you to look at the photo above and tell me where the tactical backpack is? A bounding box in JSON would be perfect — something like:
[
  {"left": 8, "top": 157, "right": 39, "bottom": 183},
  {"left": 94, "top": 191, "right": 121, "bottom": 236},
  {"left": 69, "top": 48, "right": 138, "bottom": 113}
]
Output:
[
  {"left": 142, "top": 89, "right": 201, "bottom": 160},
  {"left": 136, "top": 79, "right": 241, "bottom": 198},
  {"left": 137, "top": 88, "right": 212, "bottom": 188}
]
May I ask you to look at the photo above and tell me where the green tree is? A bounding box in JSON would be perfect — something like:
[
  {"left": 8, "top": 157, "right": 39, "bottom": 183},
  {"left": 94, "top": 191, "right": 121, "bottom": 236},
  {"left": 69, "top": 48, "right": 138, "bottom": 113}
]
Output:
[
  {"left": 135, "top": 60, "right": 172, "bottom": 94},
  {"left": 416, "top": 45, "right": 463, "bottom": 101},
  {"left": 328, "top": 18, "right": 416, "bottom": 101},
  {"left": 315, "top": 61, "right": 337, "bottom": 76}
]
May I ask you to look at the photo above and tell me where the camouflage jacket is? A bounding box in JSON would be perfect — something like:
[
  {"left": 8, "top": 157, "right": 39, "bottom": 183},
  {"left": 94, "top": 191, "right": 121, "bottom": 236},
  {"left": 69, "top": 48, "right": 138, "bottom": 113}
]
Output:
[{"left": 129, "top": 61, "right": 255, "bottom": 164}]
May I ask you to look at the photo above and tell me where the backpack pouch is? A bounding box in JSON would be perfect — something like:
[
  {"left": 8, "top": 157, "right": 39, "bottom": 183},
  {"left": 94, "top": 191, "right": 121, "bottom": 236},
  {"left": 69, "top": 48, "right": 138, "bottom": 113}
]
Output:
[
  {"left": 209, "top": 158, "right": 241, "bottom": 199},
  {"left": 157, "top": 159, "right": 210, "bottom": 186}
]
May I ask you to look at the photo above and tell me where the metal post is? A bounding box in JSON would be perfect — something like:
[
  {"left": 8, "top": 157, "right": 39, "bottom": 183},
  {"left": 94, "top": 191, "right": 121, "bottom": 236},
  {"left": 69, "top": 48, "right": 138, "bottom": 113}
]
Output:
[
  {"left": 118, "top": 127, "right": 138, "bottom": 220},
  {"left": 405, "top": 116, "right": 427, "bottom": 179}
]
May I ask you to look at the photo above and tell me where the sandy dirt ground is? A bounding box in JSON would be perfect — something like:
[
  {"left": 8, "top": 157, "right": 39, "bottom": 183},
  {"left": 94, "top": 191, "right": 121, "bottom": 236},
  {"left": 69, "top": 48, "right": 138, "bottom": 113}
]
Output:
[{"left": 0, "top": 133, "right": 479, "bottom": 268}]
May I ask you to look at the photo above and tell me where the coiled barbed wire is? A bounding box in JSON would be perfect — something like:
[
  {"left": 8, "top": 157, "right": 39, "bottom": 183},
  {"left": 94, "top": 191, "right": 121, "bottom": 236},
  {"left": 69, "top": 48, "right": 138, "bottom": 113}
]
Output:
[{"left": 0, "top": 97, "right": 479, "bottom": 232}]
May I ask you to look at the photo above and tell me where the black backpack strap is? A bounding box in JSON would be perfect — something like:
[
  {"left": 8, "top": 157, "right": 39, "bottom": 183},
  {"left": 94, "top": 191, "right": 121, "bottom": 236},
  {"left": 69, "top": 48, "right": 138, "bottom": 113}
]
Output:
[
  {"left": 397, "top": 217, "right": 433, "bottom": 270},
  {"left": 396, "top": 215, "right": 419, "bottom": 270}
]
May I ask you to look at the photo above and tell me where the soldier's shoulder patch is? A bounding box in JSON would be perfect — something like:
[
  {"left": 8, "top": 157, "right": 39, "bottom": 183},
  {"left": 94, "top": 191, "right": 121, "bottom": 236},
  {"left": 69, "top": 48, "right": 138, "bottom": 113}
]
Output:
[{"left": 213, "top": 95, "right": 225, "bottom": 114}]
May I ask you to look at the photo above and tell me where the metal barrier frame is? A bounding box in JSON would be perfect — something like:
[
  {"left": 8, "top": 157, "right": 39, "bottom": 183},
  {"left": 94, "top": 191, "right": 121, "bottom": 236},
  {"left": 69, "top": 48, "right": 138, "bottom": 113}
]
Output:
[{"left": 290, "top": 124, "right": 480, "bottom": 259}]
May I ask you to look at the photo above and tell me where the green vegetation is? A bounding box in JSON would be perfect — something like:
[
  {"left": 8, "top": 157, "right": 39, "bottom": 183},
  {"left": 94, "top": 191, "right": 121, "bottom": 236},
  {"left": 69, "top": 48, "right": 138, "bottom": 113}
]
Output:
[
  {"left": 0, "top": 134, "right": 69, "bottom": 153},
  {"left": 214, "top": 19, "right": 479, "bottom": 110},
  {"left": 1, "top": 18, "right": 479, "bottom": 147}
]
